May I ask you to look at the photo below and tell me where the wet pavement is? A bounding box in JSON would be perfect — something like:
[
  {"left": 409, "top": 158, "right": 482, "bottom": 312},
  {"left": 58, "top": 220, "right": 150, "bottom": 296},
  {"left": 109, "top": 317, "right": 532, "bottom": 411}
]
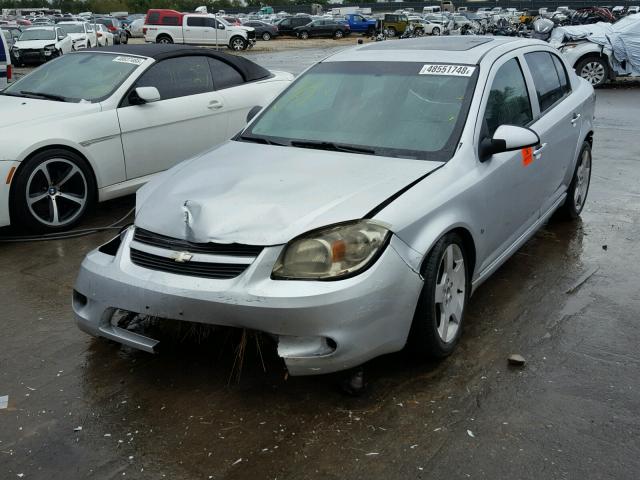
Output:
[{"left": 1, "top": 49, "right": 640, "bottom": 479}]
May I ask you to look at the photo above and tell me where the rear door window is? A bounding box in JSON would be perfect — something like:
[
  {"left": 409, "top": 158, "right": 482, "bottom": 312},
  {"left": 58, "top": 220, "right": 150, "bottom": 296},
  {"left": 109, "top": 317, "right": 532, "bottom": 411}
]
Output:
[
  {"left": 133, "top": 56, "right": 214, "bottom": 101},
  {"left": 483, "top": 57, "right": 533, "bottom": 137},
  {"left": 187, "top": 17, "right": 206, "bottom": 27},
  {"left": 551, "top": 54, "right": 571, "bottom": 96},
  {"left": 524, "top": 51, "right": 565, "bottom": 114},
  {"left": 208, "top": 58, "right": 244, "bottom": 90}
]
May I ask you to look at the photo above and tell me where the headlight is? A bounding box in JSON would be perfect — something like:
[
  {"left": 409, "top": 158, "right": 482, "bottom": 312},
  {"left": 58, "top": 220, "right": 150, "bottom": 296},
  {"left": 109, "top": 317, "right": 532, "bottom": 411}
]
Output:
[{"left": 272, "top": 220, "right": 390, "bottom": 280}]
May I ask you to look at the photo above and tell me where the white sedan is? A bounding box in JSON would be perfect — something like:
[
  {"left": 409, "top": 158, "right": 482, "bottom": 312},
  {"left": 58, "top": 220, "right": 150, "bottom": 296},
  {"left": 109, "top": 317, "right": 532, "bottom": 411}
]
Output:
[
  {"left": 58, "top": 21, "right": 98, "bottom": 49},
  {"left": 0, "top": 45, "right": 293, "bottom": 231},
  {"left": 12, "top": 26, "right": 73, "bottom": 65}
]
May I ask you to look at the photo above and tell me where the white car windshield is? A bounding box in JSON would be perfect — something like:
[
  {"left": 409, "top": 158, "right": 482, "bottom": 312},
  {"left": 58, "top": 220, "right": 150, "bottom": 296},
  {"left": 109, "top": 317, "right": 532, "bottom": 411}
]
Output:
[
  {"left": 19, "top": 29, "right": 55, "bottom": 40},
  {"left": 244, "top": 61, "right": 477, "bottom": 161},
  {"left": 3, "top": 52, "right": 143, "bottom": 103},
  {"left": 59, "top": 24, "right": 84, "bottom": 34}
]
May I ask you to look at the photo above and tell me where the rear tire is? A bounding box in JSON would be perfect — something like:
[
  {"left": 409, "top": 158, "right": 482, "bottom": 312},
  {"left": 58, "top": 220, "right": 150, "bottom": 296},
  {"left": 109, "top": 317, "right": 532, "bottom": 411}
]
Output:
[
  {"left": 261, "top": 31, "right": 272, "bottom": 41},
  {"left": 334, "top": 29, "right": 344, "bottom": 39},
  {"left": 408, "top": 232, "right": 470, "bottom": 360},
  {"left": 156, "top": 35, "right": 172, "bottom": 44},
  {"left": 387, "top": 26, "right": 397, "bottom": 37},
  {"left": 557, "top": 141, "right": 592, "bottom": 219},
  {"left": 299, "top": 30, "right": 309, "bottom": 39},
  {"left": 9, "top": 149, "right": 96, "bottom": 233}
]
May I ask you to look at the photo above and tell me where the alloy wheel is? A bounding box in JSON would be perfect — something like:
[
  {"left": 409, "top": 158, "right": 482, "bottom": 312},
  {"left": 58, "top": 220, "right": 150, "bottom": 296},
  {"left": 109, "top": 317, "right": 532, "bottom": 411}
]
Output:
[
  {"left": 434, "top": 244, "right": 465, "bottom": 343},
  {"left": 581, "top": 61, "right": 605, "bottom": 85},
  {"left": 262, "top": 32, "right": 271, "bottom": 41},
  {"left": 573, "top": 148, "right": 592, "bottom": 212},
  {"left": 335, "top": 30, "right": 343, "bottom": 38},
  {"left": 232, "top": 38, "right": 245, "bottom": 50},
  {"left": 25, "top": 159, "right": 88, "bottom": 227}
]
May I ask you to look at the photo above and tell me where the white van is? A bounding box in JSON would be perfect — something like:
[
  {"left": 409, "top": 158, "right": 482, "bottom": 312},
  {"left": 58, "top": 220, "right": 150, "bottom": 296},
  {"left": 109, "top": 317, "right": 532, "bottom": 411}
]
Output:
[
  {"left": 423, "top": 6, "right": 441, "bottom": 14},
  {"left": 0, "top": 29, "right": 12, "bottom": 89}
]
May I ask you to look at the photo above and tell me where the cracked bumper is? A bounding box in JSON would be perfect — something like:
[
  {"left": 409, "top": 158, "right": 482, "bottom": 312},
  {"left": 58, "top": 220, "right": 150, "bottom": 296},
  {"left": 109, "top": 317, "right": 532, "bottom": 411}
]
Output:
[{"left": 73, "top": 228, "right": 423, "bottom": 375}]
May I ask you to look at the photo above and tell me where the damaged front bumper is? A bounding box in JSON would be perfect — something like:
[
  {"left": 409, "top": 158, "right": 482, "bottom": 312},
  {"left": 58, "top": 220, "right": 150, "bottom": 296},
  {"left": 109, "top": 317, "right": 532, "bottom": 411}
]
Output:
[{"left": 73, "top": 227, "right": 423, "bottom": 376}]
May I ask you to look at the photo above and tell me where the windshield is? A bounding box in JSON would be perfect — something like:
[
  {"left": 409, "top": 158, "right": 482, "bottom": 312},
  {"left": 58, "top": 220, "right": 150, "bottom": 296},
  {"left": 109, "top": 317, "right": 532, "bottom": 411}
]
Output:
[
  {"left": 3, "top": 52, "right": 143, "bottom": 102},
  {"left": 59, "top": 24, "right": 84, "bottom": 34},
  {"left": 19, "top": 28, "right": 55, "bottom": 40},
  {"left": 244, "top": 61, "right": 477, "bottom": 161}
]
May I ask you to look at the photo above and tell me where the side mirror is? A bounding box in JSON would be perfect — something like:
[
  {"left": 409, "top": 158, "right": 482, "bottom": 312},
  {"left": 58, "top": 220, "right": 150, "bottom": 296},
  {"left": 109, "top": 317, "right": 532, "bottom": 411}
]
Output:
[
  {"left": 58, "top": 35, "right": 65, "bottom": 40},
  {"left": 218, "top": 24, "right": 225, "bottom": 29},
  {"left": 246, "top": 105, "right": 262, "bottom": 123},
  {"left": 129, "top": 86, "right": 161, "bottom": 105},
  {"left": 479, "top": 125, "right": 539, "bottom": 162}
]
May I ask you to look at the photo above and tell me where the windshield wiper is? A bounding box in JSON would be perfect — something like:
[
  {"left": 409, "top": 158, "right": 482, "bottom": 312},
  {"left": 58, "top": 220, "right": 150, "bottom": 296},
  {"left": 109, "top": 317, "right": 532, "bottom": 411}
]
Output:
[
  {"left": 237, "top": 134, "right": 285, "bottom": 146},
  {"left": 290, "top": 140, "right": 375, "bottom": 155},
  {"left": 19, "top": 91, "right": 67, "bottom": 102}
]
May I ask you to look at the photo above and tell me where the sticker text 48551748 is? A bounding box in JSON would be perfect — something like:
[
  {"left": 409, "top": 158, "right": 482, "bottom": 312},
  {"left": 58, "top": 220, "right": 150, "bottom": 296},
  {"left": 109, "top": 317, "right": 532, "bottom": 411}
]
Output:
[{"left": 419, "top": 64, "right": 476, "bottom": 77}]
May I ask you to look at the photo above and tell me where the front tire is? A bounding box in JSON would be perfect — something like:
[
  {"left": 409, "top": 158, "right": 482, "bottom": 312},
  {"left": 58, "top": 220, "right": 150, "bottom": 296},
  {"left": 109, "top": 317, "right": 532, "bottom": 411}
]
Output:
[
  {"left": 261, "top": 31, "right": 272, "bottom": 41},
  {"left": 557, "top": 141, "right": 592, "bottom": 219},
  {"left": 299, "top": 30, "right": 309, "bottom": 40},
  {"left": 387, "top": 26, "right": 397, "bottom": 37},
  {"left": 10, "top": 149, "right": 96, "bottom": 233},
  {"left": 575, "top": 56, "right": 608, "bottom": 87},
  {"left": 432, "top": 27, "right": 441, "bottom": 35},
  {"left": 408, "top": 232, "right": 469, "bottom": 359},
  {"left": 334, "top": 29, "right": 344, "bottom": 39},
  {"left": 229, "top": 36, "right": 247, "bottom": 50}
]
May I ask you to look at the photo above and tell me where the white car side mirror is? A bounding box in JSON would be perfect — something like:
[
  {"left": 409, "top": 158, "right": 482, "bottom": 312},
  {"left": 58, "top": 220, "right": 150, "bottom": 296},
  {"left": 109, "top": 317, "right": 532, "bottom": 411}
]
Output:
[
  {"left": 132, "top": 86, "right": 161, "bottom": 105},
  {"left": 479, "top": 124, "right": 540, "bottom": 162}
]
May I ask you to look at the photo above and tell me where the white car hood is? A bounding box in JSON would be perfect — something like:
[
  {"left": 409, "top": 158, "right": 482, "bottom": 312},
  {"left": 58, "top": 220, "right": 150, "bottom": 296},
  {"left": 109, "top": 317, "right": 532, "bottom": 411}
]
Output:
[
  {"left": 135, "top": 141, "right": 443, "bottom": 246},
  {"left": 15, "top": 39, "right": 56, "bottom": 49},
  {"left": 66, "top": 33, "right": 87, "bottom": 40},
  {"left": 0, "top": 95, "right": 100, "bottom": 128}
]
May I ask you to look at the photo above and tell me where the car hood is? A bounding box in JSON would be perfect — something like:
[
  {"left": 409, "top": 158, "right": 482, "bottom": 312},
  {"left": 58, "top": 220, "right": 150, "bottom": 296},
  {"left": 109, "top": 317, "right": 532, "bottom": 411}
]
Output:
[
  {"left": 0, "top": 95, "right": 100, "bottom": 128},
  {"left": 135, "top": 141, "right": 443, "bottom": 246},
  {"left": 15, "top": 39, "right": 55, "bottom": 48},
  {"left": 66, "top": 33, "right": 87, "bottom": 39}
]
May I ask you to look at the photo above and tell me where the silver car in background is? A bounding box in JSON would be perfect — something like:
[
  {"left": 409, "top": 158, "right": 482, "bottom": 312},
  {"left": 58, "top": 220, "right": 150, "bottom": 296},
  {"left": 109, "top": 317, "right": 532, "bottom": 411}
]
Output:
[{"left": 73, "top": 37, "right": 595, "bottom": 376}]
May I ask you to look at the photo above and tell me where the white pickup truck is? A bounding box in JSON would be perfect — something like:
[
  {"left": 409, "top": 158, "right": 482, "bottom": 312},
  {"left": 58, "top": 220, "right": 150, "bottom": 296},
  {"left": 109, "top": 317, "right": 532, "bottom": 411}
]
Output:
[{"left": 143, "top": 10, "right": 256, "bottom": 50}]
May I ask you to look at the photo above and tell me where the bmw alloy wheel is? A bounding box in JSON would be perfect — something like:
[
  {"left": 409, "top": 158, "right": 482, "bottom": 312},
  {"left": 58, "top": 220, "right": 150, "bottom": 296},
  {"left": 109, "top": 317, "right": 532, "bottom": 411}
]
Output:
[{"left": 25, "top": 158, "right": 88, "bottom": 227}]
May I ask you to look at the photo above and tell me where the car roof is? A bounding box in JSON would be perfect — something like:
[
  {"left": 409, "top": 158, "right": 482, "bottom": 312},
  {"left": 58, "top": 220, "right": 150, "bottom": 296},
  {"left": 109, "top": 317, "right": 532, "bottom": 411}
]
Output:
[
  {"left": 58, "top": 21, "right": 86, "bottom": 24},
  {"left": 81, "top": 44, "right": 272, "bottom": 82},
  {"left": 326, "top": 36, "right": 549, "bottom": 65},
  {"left": 25, "top": 25, "right": 56, "bottom": 30}
]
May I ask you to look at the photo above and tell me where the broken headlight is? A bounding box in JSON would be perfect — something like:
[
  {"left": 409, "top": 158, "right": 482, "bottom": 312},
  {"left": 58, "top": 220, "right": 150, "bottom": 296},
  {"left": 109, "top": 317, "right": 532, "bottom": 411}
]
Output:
[{"left": 272, "top": 220, "right": 390, "bottom": 280}]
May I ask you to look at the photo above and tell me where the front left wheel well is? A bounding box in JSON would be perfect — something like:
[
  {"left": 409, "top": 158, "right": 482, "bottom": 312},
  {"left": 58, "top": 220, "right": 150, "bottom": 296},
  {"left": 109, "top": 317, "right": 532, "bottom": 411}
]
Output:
[{"left": 420, "top": 227, "right": 477, "bottom": 282}]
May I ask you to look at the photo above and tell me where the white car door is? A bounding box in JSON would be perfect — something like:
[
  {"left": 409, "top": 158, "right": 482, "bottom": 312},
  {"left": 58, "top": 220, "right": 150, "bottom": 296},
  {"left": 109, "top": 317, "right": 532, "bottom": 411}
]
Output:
[
  {"left": 55, "top": 28, "right": 72, "bottom": 53},
  {"left": 522, "top": 50, "right": 583, "bottom": 215},
  {"left": 117, "top": 55, "right": 229, "bottom": 180}
]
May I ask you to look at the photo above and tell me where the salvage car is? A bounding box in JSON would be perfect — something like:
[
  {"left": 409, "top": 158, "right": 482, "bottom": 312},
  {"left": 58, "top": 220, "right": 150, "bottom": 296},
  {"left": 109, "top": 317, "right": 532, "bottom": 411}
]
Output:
[
  {"left": 0, "top": 44, "right": 293, "bottom": 231},
  {"left": 73, "top": 37, "right": 595, "bottom": 376},
  {"left": 12, "top": 26, "right": 73, "bottom": 65},
  {"left": 551, "top": 13, "right": 640, "bottom": 85},
  {"left": 0, "top": 29, "right": 11, "bottom": 88}
]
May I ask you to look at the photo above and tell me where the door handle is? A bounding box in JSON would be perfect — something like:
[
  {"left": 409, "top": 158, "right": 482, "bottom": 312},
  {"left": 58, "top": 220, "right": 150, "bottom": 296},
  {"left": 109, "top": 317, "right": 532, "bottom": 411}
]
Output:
[
  {"left": 533, "top": 143, "right": 547, "bottom": 157},
  {"left": 571, "top": 113, "right": 581, "bottom": 125},
  {"left": 208, "top": 100, "right": 224, "bottom": 110}
]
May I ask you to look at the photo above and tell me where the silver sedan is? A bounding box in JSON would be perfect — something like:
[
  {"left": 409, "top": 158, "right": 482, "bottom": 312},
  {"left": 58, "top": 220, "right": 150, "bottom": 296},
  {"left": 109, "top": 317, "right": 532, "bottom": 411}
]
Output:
[{"left": 73, "top": 37, "right": 595, "bottom": 376}]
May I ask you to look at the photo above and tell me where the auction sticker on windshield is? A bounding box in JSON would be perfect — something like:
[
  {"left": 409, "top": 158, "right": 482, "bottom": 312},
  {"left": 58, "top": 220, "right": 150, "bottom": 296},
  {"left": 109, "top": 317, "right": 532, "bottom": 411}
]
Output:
[
  {"left": 113, "top": 56, "right": 145, "bottom": 65},
  {"left": 419, "top": 64, "right": 476, "bottom": 76}
]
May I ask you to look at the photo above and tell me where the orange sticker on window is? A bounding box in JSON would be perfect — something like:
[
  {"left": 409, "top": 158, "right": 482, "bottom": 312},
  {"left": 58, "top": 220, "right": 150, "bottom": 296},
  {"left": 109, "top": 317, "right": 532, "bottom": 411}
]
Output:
[{"left": 522, "top": 147, "right": 534, "bottom": 166}]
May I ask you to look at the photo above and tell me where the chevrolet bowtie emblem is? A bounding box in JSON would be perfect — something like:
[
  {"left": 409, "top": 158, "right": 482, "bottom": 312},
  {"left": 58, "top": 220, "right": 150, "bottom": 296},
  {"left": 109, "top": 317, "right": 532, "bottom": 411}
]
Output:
[{"left": 171, "top": 251, "right": 193, "bottom": 263}]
